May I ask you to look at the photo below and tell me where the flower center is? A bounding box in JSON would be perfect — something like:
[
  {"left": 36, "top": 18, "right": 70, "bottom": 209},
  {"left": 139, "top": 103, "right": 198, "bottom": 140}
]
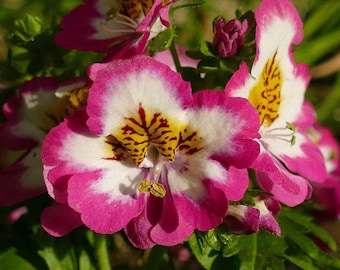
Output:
[
  {"left": 103, "top": 103, "right": 203, "bottom": 165},
  {"left": 102, "top": 103, "right": 203, "bottom": 198},
  {"left": 44, "top": 86, "right": 89, "bottom": 129},
  {"left": 248, "top": 51, "right": 282, "bottom": 127},
  {"left": 118, "top": 0, "right": 156, "bottom": 21},
  {"left": 102, "top": 0, "right": 170, "bottom": 35}
]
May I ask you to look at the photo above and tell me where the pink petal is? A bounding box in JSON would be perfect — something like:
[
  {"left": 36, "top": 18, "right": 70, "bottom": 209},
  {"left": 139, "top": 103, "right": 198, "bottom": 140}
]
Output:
[
  {"left": 0, "top": 148, "right": 45, "bottom": 206},
  {"left": 256, "top": 156, "right": 312, "bottom": 206},
  {"left": 67, "top": 170, "right": 145, "bottom": 234},
  {"left": 86, "top": 56, "right": 193, "bottom": 135},
  {"left": 41, "top": 204, "right": 83, "bottom": 237},
  {"left": 173, "top": 179, "right": 229, "bottom": 231}
]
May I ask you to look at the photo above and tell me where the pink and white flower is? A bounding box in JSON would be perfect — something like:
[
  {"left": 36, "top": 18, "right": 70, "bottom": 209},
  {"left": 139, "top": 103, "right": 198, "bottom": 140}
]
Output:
[
  {"left": 0, "top": 77, "right": 91, "bottom": 206},
  {"left": 55, "top": 0, "right": 176, "bottom": 59},
  {"left": 225, "top": 0, "right": 326, "bottom": 206},
  {"left": 224, "top": 195, "right": 281, "bottom": 235},
  {"left": 310, "top": 125, "right": 340, "bottom": 218},
  {"left": 41, "top": 55, "right": 260, "bottom": 248}
]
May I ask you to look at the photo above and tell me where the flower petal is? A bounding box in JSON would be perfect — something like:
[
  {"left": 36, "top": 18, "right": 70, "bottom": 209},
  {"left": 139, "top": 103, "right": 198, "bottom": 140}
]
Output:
[
  {"left": 86, "top": 56, "right": 193, "bottom": 136},
  {"left": 41, "top": 204, "right": 82, "bottom": 237},
  {"left": 256, "top": 154, "right": 312, "bottom": 206},
  {"left": 0, "top": 147, "right": 45, "bottom": 206},
  {"left": 192, "top": 90, "right": 260, "bottom": 168},
  {"left": 67, "top": 170, "right": 145, "bottom": 234},
  {"left": 265, "top": 131, "right": 326, "bottom": 183}
]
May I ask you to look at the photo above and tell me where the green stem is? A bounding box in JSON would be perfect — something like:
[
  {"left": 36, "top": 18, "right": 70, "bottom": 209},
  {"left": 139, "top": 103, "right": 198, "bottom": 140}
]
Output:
[
  {"left": 95, "top": 234, "right": 111, "bottom": 270},
  {"left": 170, "top": 42, "right": 182, "bottom": 73}
]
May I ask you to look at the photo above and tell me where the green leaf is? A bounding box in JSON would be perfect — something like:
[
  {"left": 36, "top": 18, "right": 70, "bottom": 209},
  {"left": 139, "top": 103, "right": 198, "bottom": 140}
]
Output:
[
  {"left": 0, "top": 248, "right": 36, "bottom": 270},
  {"left": 295, "top": 28, "right": 340, "bottom": 64},
  {"left": 147, "top": 28, "right": 174, "bottom": 52},
  {"left": 281, "top": 209, "right": 337, "bottom": 252},
  {"left": 222, "top": 236, "right": 241, "bottom": 258},
  {"left": 254, "top": 230, "right": 286, "bottom": 270},
  {"left": 199, "top": 42, "right": 215, "bottom": 57},
  {"left": 142, "top": 246, "right": 169, "bottom": 270},
  {"left": 188, "top": 232, "right": 219, "bottom": 269},
  {"left": 284, "top": 254, "right": 319, "bottom": 270},
  {"left": 239, "top": 10, "right": 256, "bottom": 46},
  {"left": 303, "top": 1, "right": 340, "bottom": 39},
  {"left": 279, "top": 208, "right": 340, "bottom": 269},
  {"left": 237, "top": 234, "right": 257, "bottom": 270},
  {"left": 13, "top": 14, "right": 42, "bottom": 42},
  {"left": 172, "top": 0, "right": 206, "bottom": 9},
  {"left": 78, "top": 249, "right": 96, "bottom": 270},
  {"left": 37, "top": 235, "right": 78, "bottom": 270}
]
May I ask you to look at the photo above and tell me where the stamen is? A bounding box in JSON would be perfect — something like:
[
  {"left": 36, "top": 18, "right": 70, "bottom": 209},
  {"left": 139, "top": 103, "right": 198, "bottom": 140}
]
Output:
[
  {"left": 100, "top": 21, "right": 136, "bottom": 34},
  {"left": 261, "top": 123, "right": 296, "bottom": 146},
  {"left": 138, "top": 179, "right": 166, "bottom": 198},
  {"left": 100, "top": 11, "right": 139, "bottom": 35},
  {"left": 150, "top": 182, "right": 166, "bottom": 198},
  {"left": 115, "top": 12, "right": 139, "bottom": 28}
]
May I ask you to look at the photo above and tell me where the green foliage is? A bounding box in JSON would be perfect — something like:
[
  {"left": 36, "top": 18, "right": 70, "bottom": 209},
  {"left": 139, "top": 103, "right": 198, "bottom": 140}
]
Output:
[
  {"left": 0, "top": 0, "right": 340, "bottom": 269},
  {"left": 188, "top": 205, "right": 340, "bottom": 270},
  {"left": 147, "top": 28, "right": 175, "bottom": 53}
]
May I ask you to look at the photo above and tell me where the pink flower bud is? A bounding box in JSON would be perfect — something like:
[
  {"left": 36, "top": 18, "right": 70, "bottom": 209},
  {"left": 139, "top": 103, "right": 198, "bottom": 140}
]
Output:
[{"left": 213, "top": 18, "right": 248, "bottom": 58}]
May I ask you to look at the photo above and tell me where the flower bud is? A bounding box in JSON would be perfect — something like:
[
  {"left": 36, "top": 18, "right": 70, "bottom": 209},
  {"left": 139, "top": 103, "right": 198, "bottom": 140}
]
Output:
[{"left": 212, "top": 18, "right": 248, "bottom": 58}]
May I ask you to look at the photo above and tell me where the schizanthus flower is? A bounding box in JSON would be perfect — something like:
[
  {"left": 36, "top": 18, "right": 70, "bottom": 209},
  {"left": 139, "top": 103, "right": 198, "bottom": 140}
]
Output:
[
  {"left": 55, "top": 0, "right": 176, "bottom": 59},
  {"left": 0, "top": 77, "right": 90, "bottom": 206},
  {"left": 41, "top": 55, "right": 260, "bottom": 248},
  {"left": 225, "top": 0, "right": 326, "bottom": 206},
  {"left": 224, "top": 195, "right": 281, "bottom": 236}
]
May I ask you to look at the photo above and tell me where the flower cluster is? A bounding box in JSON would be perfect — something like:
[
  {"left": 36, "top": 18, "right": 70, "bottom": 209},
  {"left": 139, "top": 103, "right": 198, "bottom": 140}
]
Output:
[{"left": 0, "top": 0, "right": 339, "bottom": 257}]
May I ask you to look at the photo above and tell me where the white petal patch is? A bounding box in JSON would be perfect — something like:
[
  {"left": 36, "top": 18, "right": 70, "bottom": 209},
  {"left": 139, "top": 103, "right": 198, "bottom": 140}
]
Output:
[
  {"left": 21, "top": 90, "right": 61, "bottom": 133},
  {"left": 273, "top": 75, "right": 306, "bottom": 127},
  {"left": 253, "top": 17, "right": 297, "bottom": 77},
  {"left": 260, "top": 131, "right": 305, "bottom": 159},
  {"left": 90, "top": 160, "right": 143, "bottom": 202},
  {"left": 168, "top": 155, "right": 226, "bottom": 201},
  {"left": 60, "top": 133, "right": 117, "bottom": 170},
  {"left": 187, "top": 107, "right": 243, "bottom": 156},
  {"left": 101, "top": 69, "right": 188, "bottom": 135},
  {"left": 58, "top": 129, "right": 144, "bottom": 202}
]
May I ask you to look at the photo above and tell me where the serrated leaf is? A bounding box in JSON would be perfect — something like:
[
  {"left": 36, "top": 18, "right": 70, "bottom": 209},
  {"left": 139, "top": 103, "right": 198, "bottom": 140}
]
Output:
[
  {"left": 222, "top": 235, "right": 241, "bottom": 258},
  {"left": 13, "top": 14, "right": 42, "bottom": 42},
  {"left": 188, "top": 233, "right": 219, "bottom": 269}
]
